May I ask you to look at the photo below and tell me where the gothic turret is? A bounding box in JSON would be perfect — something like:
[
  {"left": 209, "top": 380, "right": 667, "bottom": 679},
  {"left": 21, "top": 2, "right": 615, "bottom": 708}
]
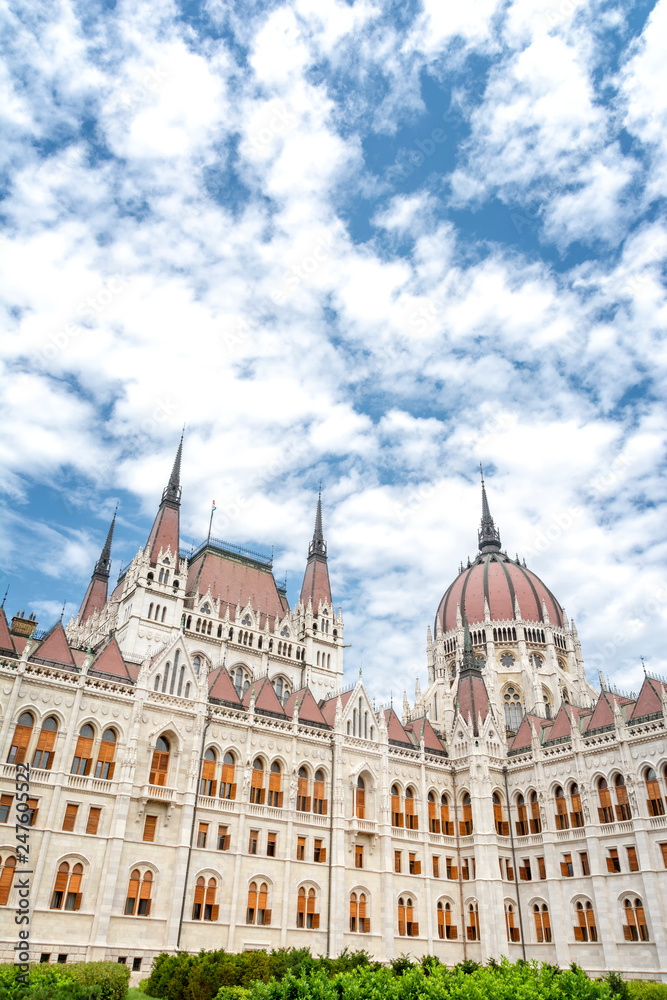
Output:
[
  {"left": 78, "top": 511, "right": 116, "bottom": 623},
  {"left": 145, "top": 434, "right": 183, "bottom": 564},
  {"left": 299, "top": 490, "right": 333, "bottom": 610}
]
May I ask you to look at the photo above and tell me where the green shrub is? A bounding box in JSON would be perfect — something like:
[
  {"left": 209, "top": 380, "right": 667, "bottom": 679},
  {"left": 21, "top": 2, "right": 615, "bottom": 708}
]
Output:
[
  {"left": 0, "top": 961, "right": 129, "bottom": 1000},
  {"left": 214, "top": 988, "right": 249, "bottom": 1000},
  {"left": 628, "top": 984, "right": 667, "bottom": 1000}
]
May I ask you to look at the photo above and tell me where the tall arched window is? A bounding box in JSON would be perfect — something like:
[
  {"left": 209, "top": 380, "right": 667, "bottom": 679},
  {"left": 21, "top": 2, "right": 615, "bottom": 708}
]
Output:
[
  {"left": 95, "top": 728, "right": 116, "bottom": 780},
  {"left": 441, "top": 793, "right": 453, "bottom": 835},
  {"left": 505, "top": 902, "right": 520, "bottom": 941},
  {"left": 297, "top": 767, "right": 310, "bottom": 812},
  {"left": 437, "top": 900, "right": 457, "bottom": 939},
  {"left": 405, "top": 787, "right": 417, "bottom": 830},
  {"left": 533, "top": 903, "right": 551, "bottom": 942},
  {"left": 428, "top": 792, "right": 439, "bottom": 833},
  {"left": 391, "top": 785, "right": 403, "bottom": 828},
  {"left": 154, "top": 675, "right": 161, "bottom": 691},
  {"left": 614, "top": 774, "right": 631, "bottom": 820},
  {"left": 398, "top": 896, "right": 417, "bottom": 937},
  {"left": 467, "top": 902, "right": 480, "bottom": 940},
  {"left": 221, "top": 752, "right": 236, "bottom": 799},
  {"left": 503, "top": 687, "right": 523, "bottom": 731},
  {"left": 247, "top": 881, "right": 258, "bottom": 923},
  {"left": 645, "top": 768, "right": 664, "bottom": 816},
  {"left": 192, "top": 876, "right": 218, "bottom": 921},
  {"left": 71, "top": 724, "right": 95, "bottom": 775},
  {"left": 250, "top": 758, "right": 265, "bottom": 804},
  {"left": 50, "top": 862, "right": 83, "bottom": 910},
  {"left": 349, "top": 891, "right": 369, "bottom": 932},
  {"left": 355, "top": 776, "right": 365, "bottom": 819},
  {"left": 32, "top": 716, "right": 58, "bottom": 770},
  {"left": 7, "top": 712, "right": 34, "bottom": 765},
  {"left": 0, "top": 855, "right": 16, "bottom": 906},
  {"left": 574, "top": 901, "right": 597, "bottom": 941},
  {"left": 193, "top": 656, "right": 201, "bottom": 675},
  {"left": 555, "top": 786, "right": 569, "bottom": 830},
  {"left": 516, "top": 794, "right": 528, "bottom": 836},
  {"left": 460, "top": 793, "right": 473, "bottom": 835},
  {"left": 200, "top": 748, "right": 217, "bottom": 797},
  {"left": 570, "top": 784, "right": 584, "bottom": 827},
  {"left": 598, "top": 777, "right": 614, "bottom": 823},
  {"left": 149, "top": 736, "right": 170, "bottom": 787},
  {"left": 268, "top": 761, "right": 283, "bottom": 807},
  {"left": 530, "top": 791, "right": 541, "bottom": 833},
  {"left": 313, "top": 769, "right": 327, "bottom": 814},
  {"left": 623, "top": 898, "right": 648, "bottom": 941},
  {"left": 125, "top": 868, "right": 153, "bottom": 916},
  {"left": 493, "top": 792, "right": 509, "bottom": 835},
  {"left": 247, "top": 881, "right": 270, "bottom": 924}
]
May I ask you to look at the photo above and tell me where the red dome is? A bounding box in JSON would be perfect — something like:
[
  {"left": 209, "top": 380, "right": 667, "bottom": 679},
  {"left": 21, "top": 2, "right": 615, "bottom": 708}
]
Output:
[{"left": 437, "top": 552, "right": 564, "bottom": 633}]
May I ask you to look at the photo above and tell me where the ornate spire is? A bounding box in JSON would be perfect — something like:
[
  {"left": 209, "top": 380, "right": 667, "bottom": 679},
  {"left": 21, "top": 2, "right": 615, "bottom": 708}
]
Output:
[
  {"left": 94, "top": 508, "right": 116, "bottom": 578},
  {"left": 478, "top": 464, "right": 501, "bottom": 554},
  {"left": 162, "top": 430, "right": 184, "bottom": 507},
  {"left": 308, "top": 489, "right": 327, "bottom": 558},
  {"left": 77, "top": 508, "right": 117, "bottom": 624},
  {"left": 461, "top": 620, "right": 479, "bottom": 672}
]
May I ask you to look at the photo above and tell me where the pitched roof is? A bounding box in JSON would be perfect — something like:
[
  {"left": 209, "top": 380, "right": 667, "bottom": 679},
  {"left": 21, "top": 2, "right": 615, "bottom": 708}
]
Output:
[
  {"left": 32, "top": 622, "right": 76, "bottom": 668},
  {"left": 509, "top": 713, "right": 552, "bottom": 750},
  {"left": 456, "top": 671, "right": 491, "bottom": 736},
  {"left": 629, "top": 676, "right": 666, "bottom": 720},
  {"left": 384, "top": 707, "right": 413, "bottom": 745},
  {"left": 90, "top": 637, "right": 134, "bottom": 682},
  {"left": 299, "top": 556, "right": 333, "bottom": 612},
  {"left": 543, "top": 704, "right": 572, "bottom": 742},
  {"left": 405, "top": 717, "right": 447, "bottom": 754},
  {"left": 186, "top": 546, "right": 288, "bottom": 628},
  {"left": 242, "top": 676, "right": 286, "bottom": 716},
  {"left": 283, "top": 687, "right": 329, "bottom": 727},
  {"left": 0, "top": 609, "right": 15, "bottom": 654},
  {"left": 319, "top": 689, "right": 352, "bottom": 727},
  {"left": 586, "top": 690, "right": 634, "bottom": 731},
  {"left": 208, "top": 665, "right": 243, "bottom": 706}
]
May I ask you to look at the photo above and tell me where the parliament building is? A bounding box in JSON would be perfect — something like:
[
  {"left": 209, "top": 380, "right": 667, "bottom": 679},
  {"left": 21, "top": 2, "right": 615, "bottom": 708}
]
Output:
[{"left": 1, "top": 439, "right": 667, "bottom": 979}]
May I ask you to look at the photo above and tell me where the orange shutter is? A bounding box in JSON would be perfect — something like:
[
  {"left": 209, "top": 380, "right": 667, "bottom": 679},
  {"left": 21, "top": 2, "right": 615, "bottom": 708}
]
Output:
[
  {"left": 193, "top": 878, "right": 205, "bottom": 919},
  {"left": 428, "top": 800, "right": 439, "bottom": 832},
  {"left": 126, "top": 871, "right": 140, "bottom": 914},
  {"left": 570, "top": 793, "right": 583, "bottom": 827},
  {"left": 143, "top": 815, "right": 157, "bottom": 842},
  {"left": 537, "top": 857, "right": 546, "bottom": 879},
  {"left": 313, "top": 779, "right": 326, "bottom": 813},
  {"left": 33, "top": 726, "right": 57, "bottom": 769},
  {"left": 72, "top": 735, "right": 94, "bottom": 774},
  {"left": 221, "top": 762, "right": 236, "bottom": 799},
  {"left": 530, "top": 797, "right": 541, "bottom": 833},
  {"left": 555, "top": 795, "right": 569, "bottom": 830},
  {"left": 359, "top": 894, "right": 367, "bottom": 933},
  {"left": 398, "top": 904, "right": 406, "bottom": 936},
  {"left": 27, "top": 798, "right": 38, "bottom": 826},
  {"left": 0, "top": 857, "right": 16, "bottom": 905},
  {"left": 139, "top": 873, "right": 152, "bottom": 915},
  {"left": 461, "top": 802, "right": 472, "bottom": 834},
  {"left": 437, "top": 906, "right": 444, "bottom": 939},
  {"left": 86, "top": 807, "right": 101, "bottom": 835},
  {"left": 251, "top": 770, "right": 264, "bottom": 803},
  {"left": 201, "top": 759, "right": 217, "bottom": 797},
  {"left": 8, "top": 722, "right": 33, "bottom": 765},
  {"left": 68, "top": 866, "right": 82, "bottom": 910},
  {"left": 392, "top": 793, "right": 403, "bottom": 827},
  {"left": 149, "top": 750, "right": 169, "bottom": 786},
  {"left": 95, "top": 739, "right": 115, "bottom": 780},
  {"left": 53, "top": 864, "right": 69, "bottom": 898},
  {"left": 356, "top": 788, "right": 365, "bottom": 818},
  {"left": 615, "top": 783, "right": 630, "bottom": 819},
  {"left": 62, "top": 804, "right": 78, "bottom": 832},
  {"left": 269, "top": 772, "right": 282, "bottom": 807},
  {"left": 542, "top": 909, "right": 551, "bottom": 942},
  {"left": 637, "top": 906, "right": 648, "bottom": 940},
  {"left": 297, "top": 777, "right": 310, "bottom": 811},
  {"left": 247, "top": 884, "right": 258, "bottom": 923},
  {"left": 516, "top": 802, "right": 528, "bottom": 835},
  {"left": 405, "top": 796, "right": 417, "bottom": 829}
]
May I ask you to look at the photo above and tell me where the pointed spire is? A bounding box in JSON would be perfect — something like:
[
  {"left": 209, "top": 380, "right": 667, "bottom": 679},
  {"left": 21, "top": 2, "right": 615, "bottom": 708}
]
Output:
[
  {"left": 77, "top": 508, "right": 118, "bottom": 623},
  {"left": 163, "top": 429, "right": 184, "bottom": 506},
  {"left": 300, "top": 487, "right": 332, "bottom": 609},
  {"left": 308, "top": 488, "right": 327, "bottom": 558},
  {"left": 478, "top": 464, "right": 501, "bottom": 554},
  {"left": 461, "top": 620, "right": 478, "bottom": 672},
  {"left": 95, "top": 507, "right": 116, "bottom": 577}
]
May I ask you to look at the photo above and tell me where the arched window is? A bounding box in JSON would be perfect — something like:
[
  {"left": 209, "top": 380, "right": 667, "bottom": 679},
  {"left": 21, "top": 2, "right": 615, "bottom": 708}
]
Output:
[
  {"left": 391, "top": 785, "right": 403, "bottom": 828},
  {"left": 313, "top": 769, "right": 327, "bottom": 814},
  {"left": 598, "top": 777, "right": 614, "bottom": 823},
  {"left": 149, "top": 736, "right": 170, "bottom": 787},
  {"left": 125, "top": 868, "right": 153, "bottom": 916},
  {"left": 163, "top": 570, "right": 169, "bottom": 584},
  {"left": 530, "top": 791, "right": 541, "bottom": 833},
  {"left": 614, "top": 774, "right": 632, "bottom": 821},
  {"left": 645, "top": 768, "right": 664, "bottom": 816},
  {"left": 247, "top": 881, "right": 270, "bottom": 925},
  {"left": 32, "top": 716, "right": 58, "bottom": 770},
  {"left": 398, "top": 896, "right": 417, "bottom": 937},
  {"left": 95, "top": 728, "right": 116, "bottom": 780},
  {"left": 193, "top": 876, "right": 219, "bottom": 921},
  {"left": 148, "top": 602, "right": 154, "bottom": 618},
  {"left": 154, "top": 675, "right": 161, "bottom": 691},
  {"left": 221, "top": 752, "right": 236, "bottom": 799},
  {"left": 155, "top": 604, "right": 161, "bottom": 621},
  {"left": 297, "top": 767, "right": 310, "bottom": 812},
  {"left": 555, "top": 786, "right": 569, "bottom": 830},
  {"left": 493, "top": 792, "right": 509, "bottom": 836},
  {"left": 405, "top": 787, "right": 417, "bottom": 830},
  {"left": 193, "top": 656, "right": 201, "bottom": 675},
  {"left": 505, "top": 902, "right": 520, "bottom": 941},
  {"left": 185, "top": 683, "right": 191, "bottom": 698},
  {"left": 534, "top": 903, "right": 551, "bottom": 942},
  {"left": 623, "top": 898, "right": 648, "bottom": 941},
  {"left": 161, "top": 663, "right": 170, "bottom": 693},
  {"left": 161, "top": 607, "right": 167, "bottom": 623},
  {"left": 437, "top": 900, "right": 457, "bottom": 939},
  {"left": 440, "top": 792, "right": 453, "bottom": 835},
  {"left": 274, "top": 677, "right": 284, "bottom": 700},
  {"left": 186, "top": 615, "right": 192, "bottom": 629},
  {"left": 355, "top": 776, "right": 365, "bottom": 819},
  {"left": 200, "top": 748, "right": 217, "bottom": 797},
  {"left": 268, "top": 761, "right": 283, "bottom": 808},
  {"left": 516, "top": 794, "right": 528, "bottom": 836},
  {"left": 50, "top": 861, "right": 83, "bottom": 910},
  {"left": 460, "top": 792, "right": 473, "bottom": 835},
  {"left": 467, "top": 902, "right": 480, "bottom": 941},
  {"left": 0, "top": 855, "right": 16, "bottom": 906},
  {"left": 71, "top": 724, "right": 94, "bottom": 776},
  {"left": 574, "top": 901, "right": 597, "bottom": 941},
  {"left": 428, "top": 792, "right": 439, "bottom": 833},
  {"left": 349, "top": 891, "right": 369, "bottom": 933},
  {"left": 7, "top": 712, "right": 34, "bottom": 765},
  {"left": 250, "top": 758, "right": 265, "bottom": 804},
  {"left": 504, "top": 687, "right": 523, "bottom": 731},
  {"left": 543, "top": 690, "right": 553, "bottom": 720},
  {"left": 570, "top": 783, "right": 584, "bottom": 828}
]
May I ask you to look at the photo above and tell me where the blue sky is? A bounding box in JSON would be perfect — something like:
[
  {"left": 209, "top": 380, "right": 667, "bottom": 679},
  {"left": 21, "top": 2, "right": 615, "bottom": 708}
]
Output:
[{"left": 1, "top": 0, "right": 666, "bottom": 701}]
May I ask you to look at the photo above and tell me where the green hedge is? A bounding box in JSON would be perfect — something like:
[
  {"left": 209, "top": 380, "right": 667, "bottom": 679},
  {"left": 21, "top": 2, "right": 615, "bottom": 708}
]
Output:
[
  {"left": 628, "top": 985, "right": 667, "bottom": 1000},
  {"left": 0, "top": 961, "right": 129, "bottom": 1000}
]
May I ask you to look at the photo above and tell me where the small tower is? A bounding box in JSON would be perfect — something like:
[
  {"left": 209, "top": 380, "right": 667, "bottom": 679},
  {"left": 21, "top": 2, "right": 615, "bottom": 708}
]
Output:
[
  {"left": 145, "top": 432, "right": 183, "bottom": 565},
  {"left": 298, "top": 490, "right": 343, "bottom": 691},
  {"left": 77, "top": 510, "right": 116, "bottom": 624}
]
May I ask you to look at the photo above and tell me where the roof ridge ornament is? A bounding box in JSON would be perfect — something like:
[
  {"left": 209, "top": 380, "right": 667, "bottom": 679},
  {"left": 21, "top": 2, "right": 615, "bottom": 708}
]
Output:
[{"left": 478, "top": 464, "right": 501, "bottom": 554}]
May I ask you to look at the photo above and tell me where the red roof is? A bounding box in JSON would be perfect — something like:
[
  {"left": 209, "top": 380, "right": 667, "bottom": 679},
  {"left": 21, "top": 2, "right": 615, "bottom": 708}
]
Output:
[
  {"left": 77, "top": 576, "right": 109, "bottom": 623},
  {"left": 208, "top": 666, "right": 243, "bottom": 705},
  {"left": 90, "top": 637, "right": 134, "bottom": 682},
  {"left": 12, "top": 634, "right": 29, "bottom": 655},
  {"left": 187, "top": 548, "right": 288, "bottom": 627},
  {"left": 543, "top": 704, "right": 573, "bottom": 742},
  {"left": 0, "top": 609, "right": 15, "bottom": 653},
  {"left": 320, "top": 690, "right": 352, "bottom": 727},
  {"left": 405, "top": 717, "right": 447, "bottom": 753},
  {"left": 242, "top": 676, "right": 286, "bottom": 716},
  {"left": 437, "top": 553, "right": 563, "bottom": 632},
  {"left": 299, "top": 555, "right": 332, "bottom": 611},
  {"left": 630, "top": 677, "right": 665, "bottom": 720},
  {"left": 146, "top": 504, "right": 180, "bottom": 565},
  {"left": 32, "top": 622, "right": 76, "bottom": 668},
  {"left": 284, "top": 688, "right": 329, "bottom": 727},
  {"left": 586, "top": 690, "right": 634, "bottom": 731},
  {"left": 456, "top": 670, "right": 491, "bottom": 734},
  {"left": 384, "top": 708, "right": 412, "bottom": 745}
]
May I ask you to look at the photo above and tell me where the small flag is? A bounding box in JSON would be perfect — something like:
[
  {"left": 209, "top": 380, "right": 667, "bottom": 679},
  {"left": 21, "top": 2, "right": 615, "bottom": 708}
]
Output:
[{"left": 211, "top": 501, "right": 216, "bottom": 515}]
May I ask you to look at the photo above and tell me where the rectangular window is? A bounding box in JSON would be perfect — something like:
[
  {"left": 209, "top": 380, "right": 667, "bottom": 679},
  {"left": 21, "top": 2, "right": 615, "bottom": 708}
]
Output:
[
  {"left": 314, "top": 838, "right": 326, "bottom": 863},
  {"left": 62, "top": 804, "right": 78, "bottom": 833},
  {"left": 143, "top": 815, "right": 158, "bottom": 843},
  {"left": 394, "top": 850, "right": 402, "bottom": 874},
  {"left": 461, "top": 858, "right": 470, "bottom": 880},
  {"left": 0, "top": 794, "right": 12, "bottom": 823},
  {"left": 249, "top": 830, "right": 259, "bottom": 855},
  {"left": 606, "top": 848, "right": 621, "bottom": 873},
  {"left": 660, "top": 843, "right": 667, "bottom": 868},
  {"left": 626, "top": 846, "right": 639, "bottom": 872},
  {"left": 355, "top": 845, "right": 363, "bottom": 869},
  {"left": 267, "top": 832, "right": 277, "bottom": 857},
  {"left": 217, "top": 825, "right": 230, "bottom": 850},
  {"left": 537, "top": 856, "right": 546, "bottom": 880},
  {"left": 132, "top": 959, "right": 142, "bottom": 972},
  {"left": 519, "top": 859, "right": 532, "bottom": 881},
  {"left": 197, "top": 822, "right": 208, "bottom": 848},
  {"left": 432, "top": 855, "right": 440, "bottom": 878},
  {"left": 297, "top": 836, "right": 306, "bottom": 861},
  {"left": 409, "top": 852, "right": 421, "bottom": 875},
  {"left": 86, "top": 807, "right": 101, "bottom": 835},
  {"left": 580, "top": 851, "right": 590, "bottom": 876},
  {"left": 446, "top": 857, "right": 458, "bottom": 880},
  {"left": 560, "top": 853, "right": 573, "bottom": 877}
]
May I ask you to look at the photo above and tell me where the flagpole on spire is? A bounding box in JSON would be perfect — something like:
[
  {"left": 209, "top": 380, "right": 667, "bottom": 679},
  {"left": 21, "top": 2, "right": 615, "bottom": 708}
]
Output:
[{"left": 207, "top": 500, "right": 216, "bottom": 544}]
